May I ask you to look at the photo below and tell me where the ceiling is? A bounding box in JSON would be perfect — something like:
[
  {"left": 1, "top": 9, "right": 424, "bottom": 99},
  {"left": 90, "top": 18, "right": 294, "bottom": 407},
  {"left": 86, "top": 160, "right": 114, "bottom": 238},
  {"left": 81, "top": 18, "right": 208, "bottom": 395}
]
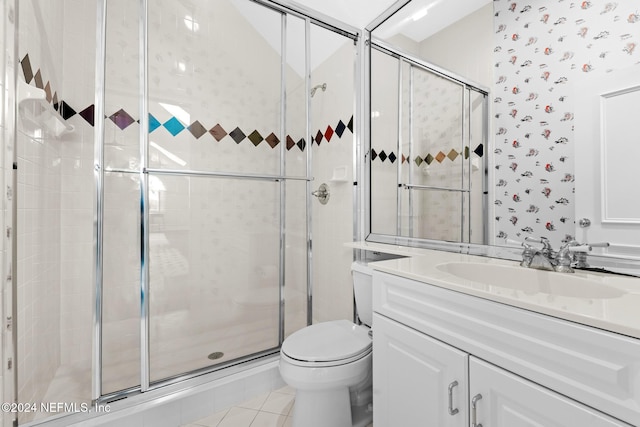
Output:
[
  {"left": 289, "top": 0, "right": 400, "bottom": 28},
  {"left": 373, "top": 0, "right": 492, "bottom": 42},
  {"left": 229, "top": 0, "right": 492, "bottom": 77},
  {"left": 290, "top": 0, "right": 492, "bottom": 41}
]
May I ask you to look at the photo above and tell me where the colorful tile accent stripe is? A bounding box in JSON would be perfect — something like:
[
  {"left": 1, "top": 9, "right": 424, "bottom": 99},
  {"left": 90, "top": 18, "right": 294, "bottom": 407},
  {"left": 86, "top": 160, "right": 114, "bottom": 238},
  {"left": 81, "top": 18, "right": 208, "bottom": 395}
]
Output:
[
  {"left": 19, "top": 53, "right": 353, "bottom": 153},
  {"left": 371, "top": 144, "right": 484, "bottom": 165}
]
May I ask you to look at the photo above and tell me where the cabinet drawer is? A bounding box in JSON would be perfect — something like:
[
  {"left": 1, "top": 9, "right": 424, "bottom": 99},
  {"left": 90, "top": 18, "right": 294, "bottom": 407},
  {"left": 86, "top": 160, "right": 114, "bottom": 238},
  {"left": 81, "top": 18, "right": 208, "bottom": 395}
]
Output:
[{"left": 373, "top": 271, "right": 640, "bottom": 426}]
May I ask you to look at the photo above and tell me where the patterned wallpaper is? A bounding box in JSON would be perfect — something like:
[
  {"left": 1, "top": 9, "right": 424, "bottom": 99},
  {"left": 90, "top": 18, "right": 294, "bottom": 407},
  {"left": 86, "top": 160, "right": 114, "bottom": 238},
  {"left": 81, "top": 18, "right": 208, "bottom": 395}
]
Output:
[{"left": 493, "top": 0, "right": 640, "bottom": 246}]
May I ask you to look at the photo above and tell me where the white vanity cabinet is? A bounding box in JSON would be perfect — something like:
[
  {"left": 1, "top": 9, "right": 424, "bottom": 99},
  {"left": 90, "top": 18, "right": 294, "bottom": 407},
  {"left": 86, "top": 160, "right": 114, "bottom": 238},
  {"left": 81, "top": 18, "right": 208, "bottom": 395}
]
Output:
[
  {"left": 469, "top": 357, "right": 629, "bottom": 427},
  {"left": 373, "top": 313, "right": 468, "bottom": 427},
  {"left": 372, "top": 270, "right": 640, "bottom": 427}
]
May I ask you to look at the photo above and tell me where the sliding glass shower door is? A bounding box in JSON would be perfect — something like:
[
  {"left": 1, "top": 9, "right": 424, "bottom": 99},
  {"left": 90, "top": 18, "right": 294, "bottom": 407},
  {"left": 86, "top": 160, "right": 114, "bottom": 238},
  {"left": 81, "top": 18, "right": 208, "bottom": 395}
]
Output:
[
  {"left": 100, "top": 0, "right": 312, "bottom": 392},
  {"left": 144, "top": 0, "right": 285, "bottom": 384},
  {"left": 12, "top": 0, "right": 356, "bottom": 422}
]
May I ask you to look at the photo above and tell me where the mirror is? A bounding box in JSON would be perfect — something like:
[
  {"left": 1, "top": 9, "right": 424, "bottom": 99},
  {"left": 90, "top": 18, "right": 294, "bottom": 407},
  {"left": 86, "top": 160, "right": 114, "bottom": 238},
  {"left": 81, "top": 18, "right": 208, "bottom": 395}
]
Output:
[
  {"left": 368, "top": 0, "right": 492, "bottom": 245},
  {"left": 366, "top": 0, "right": 640, "bottom": 260}
]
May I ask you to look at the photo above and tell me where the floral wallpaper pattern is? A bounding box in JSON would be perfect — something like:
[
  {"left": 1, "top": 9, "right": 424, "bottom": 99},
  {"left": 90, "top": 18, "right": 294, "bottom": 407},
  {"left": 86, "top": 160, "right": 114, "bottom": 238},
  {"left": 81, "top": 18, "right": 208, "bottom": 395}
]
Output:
[{"left": 493, "top": 0, "right": 640, "bottom": 246}]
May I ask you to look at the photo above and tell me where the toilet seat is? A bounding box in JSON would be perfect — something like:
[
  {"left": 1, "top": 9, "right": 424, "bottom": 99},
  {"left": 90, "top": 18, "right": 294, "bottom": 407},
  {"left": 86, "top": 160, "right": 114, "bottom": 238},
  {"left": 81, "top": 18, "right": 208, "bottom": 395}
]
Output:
[{"left": 281, "top": 320, "right": 372, "bottom": 367}]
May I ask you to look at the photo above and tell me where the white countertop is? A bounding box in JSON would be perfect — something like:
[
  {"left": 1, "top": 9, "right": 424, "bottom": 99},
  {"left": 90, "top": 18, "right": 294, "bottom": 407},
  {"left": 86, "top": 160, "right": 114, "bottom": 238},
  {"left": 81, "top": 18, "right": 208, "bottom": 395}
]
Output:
[{"left": 346, "top": 241, "right": 640, "bottom": 339}]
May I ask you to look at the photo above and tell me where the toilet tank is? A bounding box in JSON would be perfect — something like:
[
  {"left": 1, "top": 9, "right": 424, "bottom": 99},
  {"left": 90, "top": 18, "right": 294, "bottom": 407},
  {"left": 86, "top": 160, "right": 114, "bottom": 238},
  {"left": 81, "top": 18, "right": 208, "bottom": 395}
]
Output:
[{"left": 351, "top": 262, "right": 374, "bottom": 327}]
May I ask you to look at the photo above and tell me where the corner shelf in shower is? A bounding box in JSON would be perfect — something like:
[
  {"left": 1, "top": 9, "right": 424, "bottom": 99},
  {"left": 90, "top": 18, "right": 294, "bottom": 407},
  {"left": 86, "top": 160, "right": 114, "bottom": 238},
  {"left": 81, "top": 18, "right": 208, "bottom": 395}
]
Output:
[{"left": 17, "top": 80, "right": 74, "bottom": 137}]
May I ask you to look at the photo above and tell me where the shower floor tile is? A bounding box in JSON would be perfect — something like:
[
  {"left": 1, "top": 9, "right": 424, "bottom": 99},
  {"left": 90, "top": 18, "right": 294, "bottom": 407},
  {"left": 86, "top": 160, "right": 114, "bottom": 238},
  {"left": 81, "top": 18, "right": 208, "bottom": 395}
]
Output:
[{"left": 183, "top": 386, "right": 373, "bottom": 427}]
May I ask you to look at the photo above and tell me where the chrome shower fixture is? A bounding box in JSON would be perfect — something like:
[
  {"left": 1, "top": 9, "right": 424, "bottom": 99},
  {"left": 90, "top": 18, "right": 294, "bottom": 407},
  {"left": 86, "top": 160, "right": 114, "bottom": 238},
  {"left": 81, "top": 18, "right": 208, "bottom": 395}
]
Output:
[{"left": 310, "top": 83, "right": 327, "bottom": 97}]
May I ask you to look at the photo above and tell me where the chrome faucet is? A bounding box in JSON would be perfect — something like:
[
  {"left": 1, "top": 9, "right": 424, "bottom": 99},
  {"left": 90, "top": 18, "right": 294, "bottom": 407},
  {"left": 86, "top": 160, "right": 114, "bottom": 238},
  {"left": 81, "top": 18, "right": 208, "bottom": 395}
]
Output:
[
  {"left": 519, "top": 237, "right": 610, "bottom": 273},
  {"left": 573, "top": 242, "right": 610, "bottom": 269},
  {"left": 554, "top": 240, "right": 590, "bottom": 273},
  {"left": 519, "top": 242, "right": 536, "bottom": 268},
  {"left": 521, "top": 237, "right": 555, "bottom": 271}
]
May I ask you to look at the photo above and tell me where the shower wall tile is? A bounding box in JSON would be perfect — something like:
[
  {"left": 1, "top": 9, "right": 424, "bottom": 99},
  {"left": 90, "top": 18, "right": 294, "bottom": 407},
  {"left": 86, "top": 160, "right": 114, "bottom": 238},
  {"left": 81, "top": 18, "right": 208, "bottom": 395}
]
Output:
[
  {"left": 15, "top": 0, "right": 66, "bottom": 422},
  {"left": 53, "top": 0, "right": 97, "bottom": 388},
  {"left": 370, "top": 50, "right": 400, "bottom": 236},
  {"left": 14, "top": 0, "right": 97, "bottom": 421},
  {"left": 309, "top": 38, "right": 355, "bottom": 324},
  {"left": 16, "top": 131, "right": 63, "bottom": 423},
  {"left": 61, "top": 0, "right": 98, "bottom": 108}
]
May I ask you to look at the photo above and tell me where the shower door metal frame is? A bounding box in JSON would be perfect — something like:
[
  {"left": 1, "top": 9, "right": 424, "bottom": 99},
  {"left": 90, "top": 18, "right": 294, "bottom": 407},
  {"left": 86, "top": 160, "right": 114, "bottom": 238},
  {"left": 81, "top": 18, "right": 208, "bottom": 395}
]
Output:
[
  {"left": 91, "top": 0, "right": 108, "bottom": 402},
  {"left": 91, "top": 0, "right": 361, "bottom": 405},
  {"left": 365, "top": 37, "right": 490, "bottom": 249},
  {"left": 4, "top": 0, "right": 19, "bottom": 426}
]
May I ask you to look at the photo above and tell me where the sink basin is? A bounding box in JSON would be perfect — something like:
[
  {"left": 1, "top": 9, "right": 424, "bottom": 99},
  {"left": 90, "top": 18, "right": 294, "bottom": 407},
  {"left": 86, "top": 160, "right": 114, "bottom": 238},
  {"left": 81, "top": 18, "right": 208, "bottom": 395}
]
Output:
[{"left": 436, "top": 262, "right": 625, "bottom": 299}]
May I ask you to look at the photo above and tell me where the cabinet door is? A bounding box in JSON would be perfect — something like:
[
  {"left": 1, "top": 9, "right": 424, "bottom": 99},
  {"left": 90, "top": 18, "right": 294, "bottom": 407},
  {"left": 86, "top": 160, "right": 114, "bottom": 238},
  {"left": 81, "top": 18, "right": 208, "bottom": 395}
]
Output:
[
  {"left": 373, "top": 313, "right": 467, "bottom": 427},
  {"left": 469, "top": 357, "right": 632, "bottom": 427}
]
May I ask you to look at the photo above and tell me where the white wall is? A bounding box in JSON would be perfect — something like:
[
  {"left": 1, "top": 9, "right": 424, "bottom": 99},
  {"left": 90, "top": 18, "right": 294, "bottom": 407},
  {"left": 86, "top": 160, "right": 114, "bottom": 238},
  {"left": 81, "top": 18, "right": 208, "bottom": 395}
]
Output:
[{"left": 419, "top": 4, "right": 493, "bottom": 89}]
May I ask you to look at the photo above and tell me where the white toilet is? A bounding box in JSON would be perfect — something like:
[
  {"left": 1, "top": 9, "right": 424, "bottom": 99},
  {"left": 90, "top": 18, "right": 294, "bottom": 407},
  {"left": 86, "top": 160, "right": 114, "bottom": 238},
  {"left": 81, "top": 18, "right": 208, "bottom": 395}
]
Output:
[{"left": 279, "top": 262, "right": 373, "bottom": 427}]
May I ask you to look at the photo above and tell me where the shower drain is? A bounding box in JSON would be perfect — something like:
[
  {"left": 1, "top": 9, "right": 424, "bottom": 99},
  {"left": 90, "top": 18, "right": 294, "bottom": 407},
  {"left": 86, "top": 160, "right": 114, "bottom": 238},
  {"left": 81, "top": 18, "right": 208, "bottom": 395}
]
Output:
[{"left": 208, "top": 351, "right": 224, "bottom": 360}]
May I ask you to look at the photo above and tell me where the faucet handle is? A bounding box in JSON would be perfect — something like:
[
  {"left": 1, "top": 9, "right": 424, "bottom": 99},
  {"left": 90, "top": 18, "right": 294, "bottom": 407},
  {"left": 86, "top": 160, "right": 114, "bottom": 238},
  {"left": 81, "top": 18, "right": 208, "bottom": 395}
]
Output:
[
  {"left": 525, "top": 236, "right": 550, "bottom": 247},
  {"left": 554, "top": 242, "right": 587, "bottom": 273},
  {"left": 506, "top": 238, "right": 525, "bottom": 247},
  {"left": 518, "top": 239, "right": 536, "bottom": 267},
  {"left": 573, "top": 242, "right": 609, "bottom": 269},
  {"left": 526, "top": 236, "right": 554, "bottom": 256},
  {"left": 567, "top": 244, "right": 591, "bottom": 253},
  {"left": 586, "top": 242, "right": 610, "bottom": 248}
]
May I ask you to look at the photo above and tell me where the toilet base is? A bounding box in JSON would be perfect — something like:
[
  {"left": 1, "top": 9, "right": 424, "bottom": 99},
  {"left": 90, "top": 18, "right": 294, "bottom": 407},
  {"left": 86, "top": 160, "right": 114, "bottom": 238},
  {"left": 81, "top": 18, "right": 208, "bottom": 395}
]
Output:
[
  {"left": 289, "top": 385, "right": 373, "bottom": 427},
  {"left": 351, "top": 399, "right": 373, "bottom": 427},
  {"left": 291, "top": 387, "right": 352, "bottom": 427}
]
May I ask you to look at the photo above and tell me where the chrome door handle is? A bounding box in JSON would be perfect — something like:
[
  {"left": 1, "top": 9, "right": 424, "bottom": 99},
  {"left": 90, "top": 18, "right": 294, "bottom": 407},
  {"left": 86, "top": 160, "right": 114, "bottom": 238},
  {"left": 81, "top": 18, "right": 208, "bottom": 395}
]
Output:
[
  {"left": 578, "top": 218, "right": 591, "bottom": 228},
  {"left": 471, "top": 393, "right": 483, "bottom": 427},
  {"left": 447, "top": 380, "right": 459, "bottom": 415}
]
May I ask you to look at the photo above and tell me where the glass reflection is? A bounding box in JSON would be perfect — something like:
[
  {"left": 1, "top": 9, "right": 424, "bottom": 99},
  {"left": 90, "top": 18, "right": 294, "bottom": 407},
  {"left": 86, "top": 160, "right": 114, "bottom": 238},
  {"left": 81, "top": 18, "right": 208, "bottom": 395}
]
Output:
[{"left": 148, "top": 175, "right": 281, "bottom": 382}]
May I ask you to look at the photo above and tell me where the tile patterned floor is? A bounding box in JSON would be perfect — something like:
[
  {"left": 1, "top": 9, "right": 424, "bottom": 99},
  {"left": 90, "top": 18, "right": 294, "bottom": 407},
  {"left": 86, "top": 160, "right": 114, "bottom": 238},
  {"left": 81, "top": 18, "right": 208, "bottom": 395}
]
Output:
[
  {"left": 182, "top": 386, "right": 296, "bottom": 427},
  {"left": 182, "top": 385, "right": 374, "bottom": 427}
]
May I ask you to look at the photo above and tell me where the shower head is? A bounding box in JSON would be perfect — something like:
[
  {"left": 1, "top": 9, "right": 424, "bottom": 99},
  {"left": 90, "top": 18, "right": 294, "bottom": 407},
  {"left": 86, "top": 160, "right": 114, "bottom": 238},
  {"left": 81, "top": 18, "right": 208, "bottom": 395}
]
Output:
[{"left": 310, "top": 83, "right": 327, "bottom": 97}]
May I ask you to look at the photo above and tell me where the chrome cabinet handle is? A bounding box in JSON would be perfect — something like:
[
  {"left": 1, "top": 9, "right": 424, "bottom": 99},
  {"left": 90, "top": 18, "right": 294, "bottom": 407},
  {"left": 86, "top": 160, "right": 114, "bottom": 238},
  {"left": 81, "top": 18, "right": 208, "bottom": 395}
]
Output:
[
  {"left": 471, "top": 393, "right": 483, "bottom": 427},
  {"left": 447, "top": 380, "right": 459, "bottom": 415}
]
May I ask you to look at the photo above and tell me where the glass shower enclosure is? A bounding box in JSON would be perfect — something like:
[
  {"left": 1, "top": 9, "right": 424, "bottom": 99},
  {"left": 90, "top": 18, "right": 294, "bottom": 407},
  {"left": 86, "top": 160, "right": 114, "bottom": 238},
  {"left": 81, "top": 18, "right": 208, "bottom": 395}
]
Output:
[{"left": 9, "top": 0, "right": 358, "bottom": 423}]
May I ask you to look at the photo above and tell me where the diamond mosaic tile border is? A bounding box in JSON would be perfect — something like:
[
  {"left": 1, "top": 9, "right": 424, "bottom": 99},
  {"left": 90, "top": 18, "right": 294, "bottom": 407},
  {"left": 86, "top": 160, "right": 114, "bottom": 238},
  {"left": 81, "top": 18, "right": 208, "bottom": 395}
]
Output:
[
  {"left": 371, "top": 144, "right": 484, "bottom": 166},
  {"left": 19, "top": 53, "right": 353, "bottom": 152}
]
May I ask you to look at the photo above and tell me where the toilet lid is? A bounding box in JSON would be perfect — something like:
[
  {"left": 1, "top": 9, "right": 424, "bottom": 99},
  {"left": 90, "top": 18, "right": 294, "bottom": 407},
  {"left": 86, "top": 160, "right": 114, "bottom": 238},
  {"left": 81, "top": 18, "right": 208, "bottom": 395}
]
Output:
[{"left": 282, "top": 320, "right": 372, "bottom": 363}]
